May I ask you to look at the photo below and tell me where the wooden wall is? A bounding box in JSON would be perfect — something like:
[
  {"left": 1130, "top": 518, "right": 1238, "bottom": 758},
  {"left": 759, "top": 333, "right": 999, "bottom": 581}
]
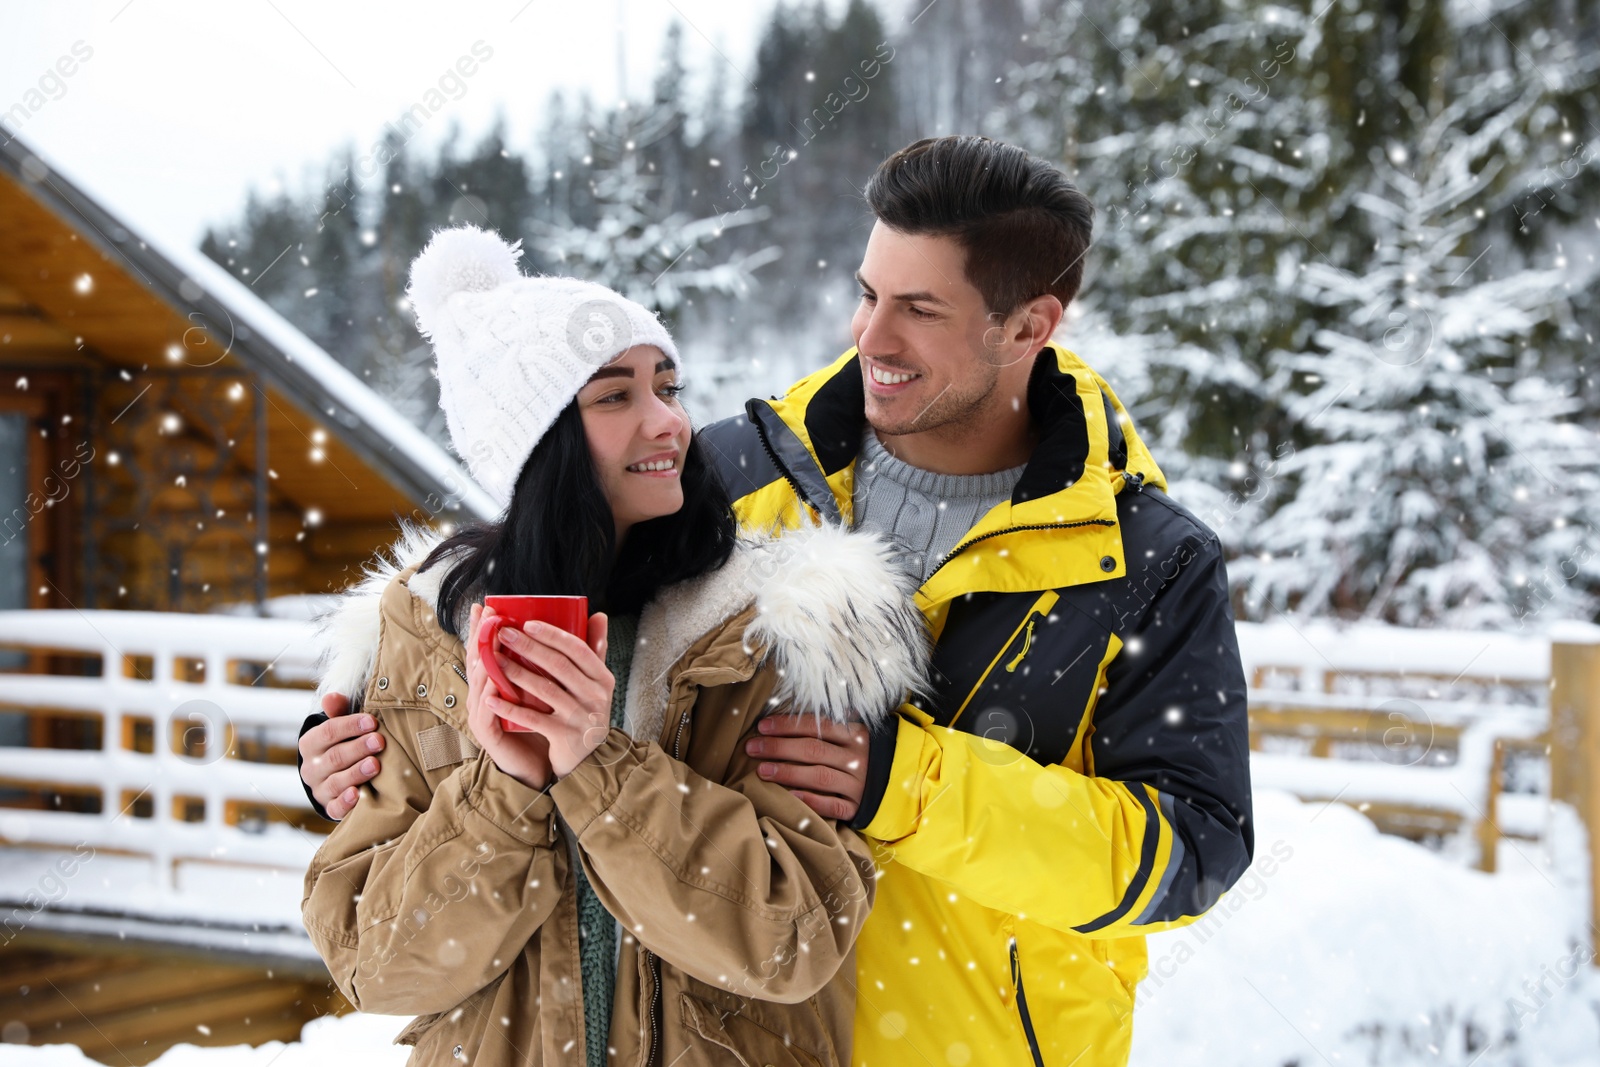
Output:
[
  {"left": 1, "top": 932, "right": 350, "bottom": 1065},
  {"left": 0, "top": 170, "right": 444, "bottom": 612}
]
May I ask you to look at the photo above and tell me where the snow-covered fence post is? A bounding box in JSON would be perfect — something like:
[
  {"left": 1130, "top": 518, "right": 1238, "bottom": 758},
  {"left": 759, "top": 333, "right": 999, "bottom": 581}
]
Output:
[
  {"left": 1551, "top": 631, "right": 1600, "bottom": 946},
  {"left": 151, "top": 633, "right": 176, "bottom": 890}
]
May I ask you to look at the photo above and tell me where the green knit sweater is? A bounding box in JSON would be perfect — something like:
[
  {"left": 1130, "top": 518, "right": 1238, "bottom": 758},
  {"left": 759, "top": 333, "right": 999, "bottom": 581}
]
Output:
[{"left": 574, "top": 612, "right": 635, "bottom": 1067}]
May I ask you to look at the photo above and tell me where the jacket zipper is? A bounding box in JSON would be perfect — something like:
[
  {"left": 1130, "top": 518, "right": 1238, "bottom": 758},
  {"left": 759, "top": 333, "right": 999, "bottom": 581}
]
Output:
[
  {"left": 948, "top": 590, "right": 1058, "bottom": 729},
  {"left": 641, "top": 947, "right": 660, "bottom": 1067},
  {"left": 1009, "top": 937, "right": 1046, "bottom": 1067},
  {"left": 671, "top": 708, "right": 691, "bottom": 759},
  {"left": 925, "top": 519, "right": 1116, "bottom": 582},
  {"left": 641, "top": 708, "right": 693, "bottom": 1066},
  {"left": 753, "top": 410, "right": 823, "bottom": 516},
  {"left": 1005, "top": 618, "right": 1037, "bottom": 672},
  {"left": 451, "top": 663, "right": 467, "bottom": 684}
]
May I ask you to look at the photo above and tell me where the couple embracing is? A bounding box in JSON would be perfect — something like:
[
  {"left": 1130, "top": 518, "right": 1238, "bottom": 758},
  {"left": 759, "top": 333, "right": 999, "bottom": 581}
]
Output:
[{"left": 298, "top": 135, "right": 1255, "bottom": 1067}]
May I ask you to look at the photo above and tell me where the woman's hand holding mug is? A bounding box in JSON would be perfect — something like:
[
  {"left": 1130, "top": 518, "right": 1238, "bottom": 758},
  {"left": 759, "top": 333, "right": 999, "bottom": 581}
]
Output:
[
  {"left": 466, "top": 602, "right": 614, "bottom": 785},
  {"left": 487, "top": 614, "right": 613, "bottom": 779},
  {"left": 466, "top": 603, "right": 555, "bottom": 790}
]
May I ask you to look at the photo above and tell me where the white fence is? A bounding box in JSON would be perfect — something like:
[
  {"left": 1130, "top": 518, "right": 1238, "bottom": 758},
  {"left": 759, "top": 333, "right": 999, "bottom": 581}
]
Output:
[
  {"left": 1237, "top": 619, "right": 1572, "bottom": 865},
  {"left": 0, "top": 608, "right": 325, "bottom": 946},
  {"left": 0, "top": 609, "right": 1582, "bottom": 947}
]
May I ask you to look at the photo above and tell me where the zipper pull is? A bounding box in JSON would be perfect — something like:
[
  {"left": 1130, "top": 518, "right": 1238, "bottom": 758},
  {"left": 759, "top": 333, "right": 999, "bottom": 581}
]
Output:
[{"left": 1006, "top": 618, "right": 1037, "bottom": 673}]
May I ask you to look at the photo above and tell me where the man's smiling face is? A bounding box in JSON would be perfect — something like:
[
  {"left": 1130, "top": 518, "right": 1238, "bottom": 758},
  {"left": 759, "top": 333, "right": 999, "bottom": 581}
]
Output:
[{"left": 850, "top": 221, "right": 1026, "bottom": 440}]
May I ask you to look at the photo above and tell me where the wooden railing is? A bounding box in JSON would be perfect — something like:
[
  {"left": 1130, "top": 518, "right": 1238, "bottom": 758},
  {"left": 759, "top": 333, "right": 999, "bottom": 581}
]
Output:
[
  {"left": 1235, "top": 620, "right": 1579, "bottom": 887},
  {"left": 0, "top": 610, "right": 1593, "bottom": 944},
  {"left": 0, "top": 608, "right": 325, "bottom": 953}
]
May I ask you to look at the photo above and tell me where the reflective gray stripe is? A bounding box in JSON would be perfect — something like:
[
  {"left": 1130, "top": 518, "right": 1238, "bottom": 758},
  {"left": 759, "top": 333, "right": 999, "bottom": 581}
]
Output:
[{"left": 1133, "top": 791, "right": 1185, "bottom": 926}]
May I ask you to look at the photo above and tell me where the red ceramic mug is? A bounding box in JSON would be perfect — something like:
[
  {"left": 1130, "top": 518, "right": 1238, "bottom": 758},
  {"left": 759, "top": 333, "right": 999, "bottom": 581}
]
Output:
[{"left": 476, "top": 595, "right": 589, "bottom": 732}]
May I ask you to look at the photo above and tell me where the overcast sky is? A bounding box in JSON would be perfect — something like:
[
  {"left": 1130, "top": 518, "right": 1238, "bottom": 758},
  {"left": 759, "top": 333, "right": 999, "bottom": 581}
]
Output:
[{"left": 0, "top": 0, "right": 799, "bottom": 248}]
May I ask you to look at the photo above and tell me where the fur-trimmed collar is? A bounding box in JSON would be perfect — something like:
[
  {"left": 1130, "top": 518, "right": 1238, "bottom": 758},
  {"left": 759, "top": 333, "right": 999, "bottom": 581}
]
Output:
[
  {"left": 314, "top": 522, "right": 929, "bottom": 746},
  {"left": 313, "top": 522, "right": 447, "bottom": 703}
]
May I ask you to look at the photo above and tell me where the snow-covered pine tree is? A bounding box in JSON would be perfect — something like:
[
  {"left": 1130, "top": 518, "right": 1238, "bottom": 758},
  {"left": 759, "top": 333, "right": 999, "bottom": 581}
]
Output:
[
  {"left": 1476, "top": 9, "right": 1600, "bottom": 449},
  {"left": 1235, "top": 97, "right": 1600, "bottom": 627},
  {"left": 534, "top": 96, "right": 778, "bottom": 331},
  {"left": 365, "top": 133, "right": 450, "bottom": 444},
  {"left": 1003, "top": 0, "right": 1341, "bottom": 504},
  {"left": 893, "top": 0, "right": 1038, "bottom": 138},
  {"left": 732, "top": 0, "right": 900, "bottom": 328},
  {"left": 201, "top": 148, "right": 378, "bottom": 384},
  {"left": 199, "top": 184, "right": 312, "bottom": 318},
  {"left": 1004, "top": 0, "right": 1600, "bottom": 625}
]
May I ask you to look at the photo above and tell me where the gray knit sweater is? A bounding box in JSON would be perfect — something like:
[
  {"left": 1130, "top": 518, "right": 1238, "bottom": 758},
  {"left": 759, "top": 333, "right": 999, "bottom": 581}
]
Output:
[{"left": 852, "top": 429, "right": 1027, "bottom": 580}]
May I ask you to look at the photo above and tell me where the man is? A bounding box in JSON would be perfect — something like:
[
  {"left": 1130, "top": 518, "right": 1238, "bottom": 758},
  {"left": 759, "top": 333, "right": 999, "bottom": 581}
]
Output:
[{"left": 300, "top": 135, "right": 1253, "bottom": 1066}]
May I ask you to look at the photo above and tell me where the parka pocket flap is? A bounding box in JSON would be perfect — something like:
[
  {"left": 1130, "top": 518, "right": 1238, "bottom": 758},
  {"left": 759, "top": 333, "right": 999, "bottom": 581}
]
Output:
[
  {"left": 679, "top": 993, "right": 827, "bottom": 1067},
  {"left": 394, "top": 1008, "right": 445, "bottom": 1047}
]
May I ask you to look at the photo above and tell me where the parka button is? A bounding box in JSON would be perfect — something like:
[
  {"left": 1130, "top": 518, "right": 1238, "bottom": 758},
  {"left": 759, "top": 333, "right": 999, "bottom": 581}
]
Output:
[
  {"left": 452, "top": 1045, "right": 464, "bottom": 1059},
  {"left": 1099, "top": 555, "right": 1116, "bottom": 572},
  {"left": 416, "top": 683, "right": 428, "bottom": 698},
  {"left": 376, "top": 677, "right": 388, "bottom": 690},
  {"left": 444, "top": 694, "right": 456, "bottom": 708}
]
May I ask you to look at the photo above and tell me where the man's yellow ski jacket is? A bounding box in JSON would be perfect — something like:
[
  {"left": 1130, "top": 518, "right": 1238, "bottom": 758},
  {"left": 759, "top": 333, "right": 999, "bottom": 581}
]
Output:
[{"left": 700, "top": 344, "right": 1255, "bottom": 1067}]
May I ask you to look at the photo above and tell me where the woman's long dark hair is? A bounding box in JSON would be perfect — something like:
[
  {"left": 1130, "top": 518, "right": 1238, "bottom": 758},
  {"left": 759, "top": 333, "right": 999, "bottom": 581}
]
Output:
[{"left": 423, "top": 399, "right": 738, "bottom": 638}]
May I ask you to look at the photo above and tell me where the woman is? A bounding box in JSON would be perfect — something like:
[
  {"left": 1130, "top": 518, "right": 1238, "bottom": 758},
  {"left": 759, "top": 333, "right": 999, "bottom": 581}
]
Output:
[{"left": 300, "top": 226, "right": 929, "bottom": 1067}]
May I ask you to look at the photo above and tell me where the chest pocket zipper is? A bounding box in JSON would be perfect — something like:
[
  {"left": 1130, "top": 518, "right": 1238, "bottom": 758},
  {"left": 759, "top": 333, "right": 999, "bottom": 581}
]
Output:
[
  {"left": 1006, "top": 618, "right": 1037, "bottom": 672},
  {"left": 949, "top": 591, "right": 1059, "bottom": 728}
]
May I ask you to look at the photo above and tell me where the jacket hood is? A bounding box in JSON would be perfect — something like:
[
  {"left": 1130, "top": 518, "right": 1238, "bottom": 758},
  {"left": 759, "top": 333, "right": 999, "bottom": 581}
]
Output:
[
  {"left": 313, "top": 521, "right": 447, "bottom": 702},
  {"left": 313, "top": 521, "right": 929, "bottom": 744}
]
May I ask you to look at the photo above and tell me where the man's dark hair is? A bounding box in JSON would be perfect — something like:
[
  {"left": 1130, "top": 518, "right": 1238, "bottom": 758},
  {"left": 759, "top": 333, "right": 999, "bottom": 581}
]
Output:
[
  {"left": 863, "top": 135, "right": 1095, "bottom": 318},
  {"left": 423, "top": 397, "right": 737, "bottom": 633}
]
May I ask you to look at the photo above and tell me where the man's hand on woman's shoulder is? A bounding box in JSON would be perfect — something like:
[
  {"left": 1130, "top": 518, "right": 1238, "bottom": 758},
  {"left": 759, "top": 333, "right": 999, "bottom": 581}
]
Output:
[{"left": 298, "top": 692, "right": 384, "bottom": 820}]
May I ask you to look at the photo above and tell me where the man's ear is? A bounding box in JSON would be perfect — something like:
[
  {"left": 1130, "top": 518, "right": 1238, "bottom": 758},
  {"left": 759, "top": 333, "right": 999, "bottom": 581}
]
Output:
[
  {"left": 988, "top": 295, "right": 1065, "bottom": 371},
  {"left": 1013, "top": 294, "right": 1064, "bottom": 354}
]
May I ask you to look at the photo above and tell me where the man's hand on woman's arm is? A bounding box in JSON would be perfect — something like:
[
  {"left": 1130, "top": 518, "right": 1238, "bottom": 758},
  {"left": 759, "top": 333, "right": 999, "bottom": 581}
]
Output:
[
  {"left": 298, "top": 692, "right": 384, "bottom": 821},
  {"left": 744, "top": 714, "right": 871, "bottom": 822}
]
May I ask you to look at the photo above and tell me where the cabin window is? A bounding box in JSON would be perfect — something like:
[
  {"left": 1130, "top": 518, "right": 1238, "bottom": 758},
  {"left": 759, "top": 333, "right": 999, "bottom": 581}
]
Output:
[
  {"left": 0, "top": 413, "right": 25, "bottom": 747},
  {"left": 0, "top": 412, "right": 26, "bottom": 613}
]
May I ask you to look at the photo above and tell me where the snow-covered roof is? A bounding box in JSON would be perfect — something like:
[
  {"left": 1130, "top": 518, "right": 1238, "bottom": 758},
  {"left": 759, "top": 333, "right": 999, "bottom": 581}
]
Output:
[{"left": 0, "top": 135, "right": 498, "bottom": 521}]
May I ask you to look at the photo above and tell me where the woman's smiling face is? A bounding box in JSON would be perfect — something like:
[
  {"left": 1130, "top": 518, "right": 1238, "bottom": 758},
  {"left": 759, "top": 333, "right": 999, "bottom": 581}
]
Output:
[{"left": 577, "top": 344, "right": 691, "bottom": 542}]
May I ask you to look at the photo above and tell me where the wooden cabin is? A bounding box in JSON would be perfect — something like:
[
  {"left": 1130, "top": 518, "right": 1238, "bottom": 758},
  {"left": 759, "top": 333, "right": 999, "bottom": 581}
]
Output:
[{"left": 0, "top": 134, "right": 494, "bottom": 1063}]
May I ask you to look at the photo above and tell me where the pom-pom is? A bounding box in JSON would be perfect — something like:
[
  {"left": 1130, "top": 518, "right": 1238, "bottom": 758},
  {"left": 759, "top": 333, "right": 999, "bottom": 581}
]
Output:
[{"left": 406, "top": 225, "right": 523, "bottom": 339}]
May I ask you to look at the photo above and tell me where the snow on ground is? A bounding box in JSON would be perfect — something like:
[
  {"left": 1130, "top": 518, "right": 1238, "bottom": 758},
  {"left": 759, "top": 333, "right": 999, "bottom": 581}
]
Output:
[
  {"left": 1130, "top": 789, "right": 1599, "bottom": 1067},
  {"left": 8, "top": 1011, "right": 412, "bottom": 1066}
]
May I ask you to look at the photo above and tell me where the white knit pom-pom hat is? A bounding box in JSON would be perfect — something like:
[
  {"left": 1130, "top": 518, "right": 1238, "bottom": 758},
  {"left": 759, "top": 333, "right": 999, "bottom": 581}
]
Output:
[{"left": 406, "top": 224, "right": 680, "bottom": 510}]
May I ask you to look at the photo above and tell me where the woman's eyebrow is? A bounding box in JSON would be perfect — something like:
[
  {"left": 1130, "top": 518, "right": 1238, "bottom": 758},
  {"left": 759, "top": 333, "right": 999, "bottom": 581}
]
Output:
[{"left": 590, "top": 358, "right": 676, "bottom": 381}]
